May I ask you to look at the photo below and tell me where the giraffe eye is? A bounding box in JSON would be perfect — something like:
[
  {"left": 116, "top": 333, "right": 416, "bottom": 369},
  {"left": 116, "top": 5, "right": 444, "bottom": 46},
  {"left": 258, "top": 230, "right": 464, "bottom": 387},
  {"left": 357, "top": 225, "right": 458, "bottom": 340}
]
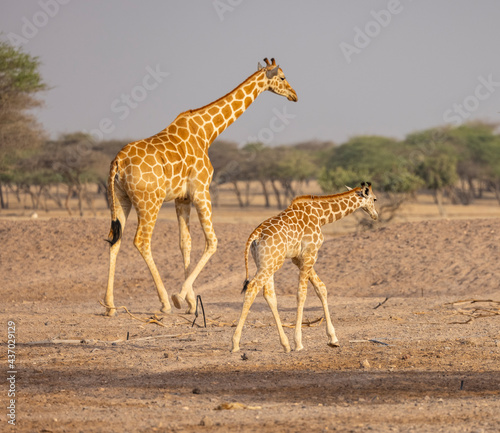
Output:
[{"left": 280, "top": 77, "right": 285, "bottom": 81}]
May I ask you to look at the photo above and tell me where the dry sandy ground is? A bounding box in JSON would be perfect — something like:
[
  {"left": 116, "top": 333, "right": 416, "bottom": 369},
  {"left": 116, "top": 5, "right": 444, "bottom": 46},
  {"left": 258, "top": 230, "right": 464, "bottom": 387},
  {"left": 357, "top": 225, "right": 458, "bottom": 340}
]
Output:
[{"left": 1, "top": 216, "right": 500, "bottom": 432}]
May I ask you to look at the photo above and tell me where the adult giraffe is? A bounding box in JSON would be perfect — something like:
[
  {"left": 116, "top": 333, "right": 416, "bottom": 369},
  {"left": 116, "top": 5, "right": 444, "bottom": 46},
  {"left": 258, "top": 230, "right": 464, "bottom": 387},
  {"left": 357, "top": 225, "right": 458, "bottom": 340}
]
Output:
[{"left": 103, "top": 58, "right": 298, "bottom": 316}]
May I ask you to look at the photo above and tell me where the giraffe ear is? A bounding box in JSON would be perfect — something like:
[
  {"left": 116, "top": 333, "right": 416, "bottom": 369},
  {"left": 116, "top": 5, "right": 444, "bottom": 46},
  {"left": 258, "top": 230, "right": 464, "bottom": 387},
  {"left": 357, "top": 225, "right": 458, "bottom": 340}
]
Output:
[
  {"left": 345, "top": 185, "right": 353, "bottom": 191},
  {"left": 257, "top": 62, "right": 263, "bottom": 71},
  {"left": 266, "top": 65, "right": 279, "bottom": 79}
]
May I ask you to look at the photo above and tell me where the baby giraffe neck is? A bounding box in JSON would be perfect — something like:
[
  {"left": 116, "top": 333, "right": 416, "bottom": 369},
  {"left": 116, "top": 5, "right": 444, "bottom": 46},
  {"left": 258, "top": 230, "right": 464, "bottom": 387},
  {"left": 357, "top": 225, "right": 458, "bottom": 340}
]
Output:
[{"left": 321, "top": 190, "right": 362, "bottom": 226}]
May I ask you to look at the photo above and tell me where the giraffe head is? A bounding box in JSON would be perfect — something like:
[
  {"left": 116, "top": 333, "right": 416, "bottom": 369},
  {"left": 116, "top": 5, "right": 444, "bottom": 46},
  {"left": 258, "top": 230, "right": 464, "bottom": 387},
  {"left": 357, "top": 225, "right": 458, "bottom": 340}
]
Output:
[
  {"left": 352, "top": 182, "right": 378, "bottom": 220},
  {"left": 258, "top": 57, "right": 298, "bottom": 102}
]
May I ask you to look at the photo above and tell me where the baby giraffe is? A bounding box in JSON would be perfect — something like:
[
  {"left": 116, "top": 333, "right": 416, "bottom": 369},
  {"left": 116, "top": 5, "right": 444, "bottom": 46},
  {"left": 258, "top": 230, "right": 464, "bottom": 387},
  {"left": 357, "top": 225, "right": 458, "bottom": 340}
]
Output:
[{"left": 231, "top": 182, "right": 378, "bottom": 353}]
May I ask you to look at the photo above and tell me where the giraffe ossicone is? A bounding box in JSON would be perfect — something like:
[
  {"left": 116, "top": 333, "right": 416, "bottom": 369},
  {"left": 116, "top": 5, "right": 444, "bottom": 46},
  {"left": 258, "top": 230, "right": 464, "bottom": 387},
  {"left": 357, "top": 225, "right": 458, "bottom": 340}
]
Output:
[
  {"left": 103, "top": 58, "right": 298, "bottom": 316},
  {"left": 231, "top": 182, "right": 378, "bottom": 353}
]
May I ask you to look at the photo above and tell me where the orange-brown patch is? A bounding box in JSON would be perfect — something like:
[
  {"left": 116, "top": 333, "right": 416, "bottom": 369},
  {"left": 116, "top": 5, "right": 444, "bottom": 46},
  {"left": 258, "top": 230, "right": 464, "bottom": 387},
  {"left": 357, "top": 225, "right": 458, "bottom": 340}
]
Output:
[
  {"left": 222, "top": 104, "right": 232, "bottom": 118},
  {"left": 213, "top": 114, "right": 224, "bottom": 126},
  {"left": 178, "top": 127, "right": 189, "bottom": 140},
  {"left": 232, "top": 100, "right": 243, "bottom": 111},
  {"left": 243, "top": 83, "right": 256, "bottom": 94}
]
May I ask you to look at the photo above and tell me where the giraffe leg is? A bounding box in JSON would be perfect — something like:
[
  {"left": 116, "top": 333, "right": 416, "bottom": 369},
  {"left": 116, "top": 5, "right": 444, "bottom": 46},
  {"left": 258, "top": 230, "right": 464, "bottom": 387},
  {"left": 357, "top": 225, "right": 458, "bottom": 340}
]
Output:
[
  {"left": 104, "top": 191, "right": 131, "bottom": 316},
  {"left": 231, "top": 269, "right": 272, "bottom": 352},
  {"left": 175, "top": 197, "right": 192, "bottom": 279},
  {"left": 263, "top": 277, "right": 291, "bottom": 353},
  {"left": 173, "top": 190, "right": 217, "bottom": 314},
  {"left": 134, "top": 202, "right": 171, "bottom": 314},
  {"left": 309, "top": 268, "right": 339, "bottom": 347},
  {"left": 294, "top": 267, "right": 310, "bottom": 351}
]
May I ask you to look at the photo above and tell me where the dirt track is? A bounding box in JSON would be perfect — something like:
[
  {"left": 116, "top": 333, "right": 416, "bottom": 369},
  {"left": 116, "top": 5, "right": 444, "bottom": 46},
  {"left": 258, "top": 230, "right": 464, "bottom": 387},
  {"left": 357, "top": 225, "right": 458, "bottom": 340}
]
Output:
[{"left": 1, "top": 217, "right": 500, "bottom": 432}]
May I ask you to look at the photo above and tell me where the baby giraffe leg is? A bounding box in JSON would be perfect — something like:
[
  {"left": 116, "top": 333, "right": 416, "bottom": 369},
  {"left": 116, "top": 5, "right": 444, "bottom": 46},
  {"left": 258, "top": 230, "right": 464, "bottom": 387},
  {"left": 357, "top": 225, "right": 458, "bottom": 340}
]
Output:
[
  {"left": 231, "top": 281, "right": 259, "bottom": 353},
  {"left": 294, "top": 268, "right": 310, "bottom": 351},
  {"left": 263, "top": 277, "right": 290, "bottom": 353},
  {"left": 231, "top": 270, "right": 271, "bottom": 352},
  {"left": 309, "top": 268, "right": 339, "bottom": 347}
]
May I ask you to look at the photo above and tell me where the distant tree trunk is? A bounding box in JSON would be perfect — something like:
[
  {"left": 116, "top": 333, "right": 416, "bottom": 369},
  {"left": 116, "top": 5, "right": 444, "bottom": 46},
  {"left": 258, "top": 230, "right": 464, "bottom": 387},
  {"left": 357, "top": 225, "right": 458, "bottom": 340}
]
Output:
[
  {"left": 83, "top": 184, "right": 96, "bottom": 216},
  {"left": 99, "top": 179, "right": 110, "bottom": 209},
  {"left": 0, "top": 183, "right": 6, "bottom": 209},
  {"left": 491, "top": 181, "right": 500, "bottom": 205},
  {"left": 433, "top": 189, "right": 446, "bottom": 216},
  {"left": 260, "top": 180, "right": 270, "bottom": 208},
  {"left": 231, "top": 181, "right": 245, "bottom": 208},
  {"left": 244, "top": 181, "right": 251, "bottom": 207},
  {"left": 65, "top": 185, "right": 73, "bottom": 216},
  {"left": 271, "top": 179, "right": 282, "bottom": 209},
  {"left": 210, "top": 184, "right": 219, "bottom": 208}
]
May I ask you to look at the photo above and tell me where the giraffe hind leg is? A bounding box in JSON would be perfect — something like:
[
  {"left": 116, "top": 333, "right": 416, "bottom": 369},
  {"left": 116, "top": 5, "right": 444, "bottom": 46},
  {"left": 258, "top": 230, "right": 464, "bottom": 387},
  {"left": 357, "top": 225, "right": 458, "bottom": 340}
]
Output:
[
  {"left": 231, "top": 269, "right": 272, "bottom": 352},
  {"left": 104, "top": 192, "right": 131, "bottom": 316}
]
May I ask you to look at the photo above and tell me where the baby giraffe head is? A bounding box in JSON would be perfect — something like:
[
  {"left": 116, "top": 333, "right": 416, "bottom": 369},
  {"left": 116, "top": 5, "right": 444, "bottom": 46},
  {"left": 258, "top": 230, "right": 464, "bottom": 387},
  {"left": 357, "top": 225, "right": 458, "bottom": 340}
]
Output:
[
  {"left": 258, "top": 57, "right": 298, "bottom": 102},
  {"left": 357, "top": 181, "right": 378, "bottom": 220}
]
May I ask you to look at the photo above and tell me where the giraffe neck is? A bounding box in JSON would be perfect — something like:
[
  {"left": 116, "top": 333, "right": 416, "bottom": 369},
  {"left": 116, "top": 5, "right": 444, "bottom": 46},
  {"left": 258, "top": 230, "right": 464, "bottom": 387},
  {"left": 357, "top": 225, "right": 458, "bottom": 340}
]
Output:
[
  {"left": 319, "top": 190, "right": 363, "bottom": 226},
  {"left": 186, "top": 70, "right": 268, "bottom": 146}
]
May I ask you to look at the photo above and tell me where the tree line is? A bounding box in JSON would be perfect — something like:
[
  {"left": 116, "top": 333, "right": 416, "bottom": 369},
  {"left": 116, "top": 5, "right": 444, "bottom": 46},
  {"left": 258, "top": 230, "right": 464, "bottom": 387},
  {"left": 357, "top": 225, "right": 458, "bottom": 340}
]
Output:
[{"left": 1, "top": 40, "right": 500, "bottom": 218}]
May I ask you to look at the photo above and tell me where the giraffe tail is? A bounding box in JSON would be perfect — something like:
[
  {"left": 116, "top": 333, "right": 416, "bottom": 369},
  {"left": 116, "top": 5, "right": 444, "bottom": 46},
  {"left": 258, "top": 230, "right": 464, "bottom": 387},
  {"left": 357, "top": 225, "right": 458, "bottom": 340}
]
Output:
[
  {"left": 242, "top": 225, "right": 263, "bottom": 294},
  {"left": 106, "top": 158, "right": 122, "bottom": 246}
]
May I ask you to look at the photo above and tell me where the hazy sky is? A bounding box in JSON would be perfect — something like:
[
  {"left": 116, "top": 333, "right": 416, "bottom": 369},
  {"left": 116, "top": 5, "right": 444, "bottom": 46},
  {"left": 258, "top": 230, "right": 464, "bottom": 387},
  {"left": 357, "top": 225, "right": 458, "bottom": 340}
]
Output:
[{"left": 2, "top": 0, "right": 500, "bottom": 146}]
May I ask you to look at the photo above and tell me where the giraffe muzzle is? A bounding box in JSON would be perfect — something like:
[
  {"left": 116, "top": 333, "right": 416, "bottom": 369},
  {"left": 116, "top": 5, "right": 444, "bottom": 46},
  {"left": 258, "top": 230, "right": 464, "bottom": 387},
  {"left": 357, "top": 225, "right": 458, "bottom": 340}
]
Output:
[{"left": 287, "top": 89, "right": 298, "bottom": 102}]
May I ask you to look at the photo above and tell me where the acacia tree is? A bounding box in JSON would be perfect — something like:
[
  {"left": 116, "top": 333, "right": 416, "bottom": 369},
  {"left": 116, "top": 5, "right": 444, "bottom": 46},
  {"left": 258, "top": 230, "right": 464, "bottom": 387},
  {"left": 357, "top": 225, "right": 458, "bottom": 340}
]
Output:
[{"left": 0, "top": 40, "right": 47, "bottom": 209}]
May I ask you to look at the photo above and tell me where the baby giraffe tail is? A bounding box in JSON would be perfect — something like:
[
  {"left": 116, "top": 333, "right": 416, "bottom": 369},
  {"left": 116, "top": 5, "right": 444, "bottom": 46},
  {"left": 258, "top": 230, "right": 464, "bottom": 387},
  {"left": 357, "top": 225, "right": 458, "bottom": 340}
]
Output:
[{"left": 242, "top": 224, "right": 263, "bottom": 294}]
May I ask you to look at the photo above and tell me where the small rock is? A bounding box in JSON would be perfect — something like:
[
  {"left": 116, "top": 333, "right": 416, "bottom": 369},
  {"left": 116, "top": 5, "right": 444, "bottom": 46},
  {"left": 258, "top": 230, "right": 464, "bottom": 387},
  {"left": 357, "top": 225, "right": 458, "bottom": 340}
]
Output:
[
  {"left": 361, "top": 359, "right": 371, "bottom": 369},
  {"left": 200, "top": 416, "right": 213, "bottom": 427},
  {"left": 192, "top": 388, "right": 201, "bottom": 395}
]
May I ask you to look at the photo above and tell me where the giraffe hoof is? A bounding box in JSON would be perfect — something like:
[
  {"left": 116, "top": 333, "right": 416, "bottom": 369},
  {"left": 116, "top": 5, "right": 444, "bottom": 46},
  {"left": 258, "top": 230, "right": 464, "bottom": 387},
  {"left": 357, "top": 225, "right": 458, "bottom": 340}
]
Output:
[
  {"left": 160, "top": 305, "right": 172, "bottom": 314},
  {"left": 328, "top": 340, "right": 340, "bottom": 348},
  {"left": 105, "top": 308, "right": 116, "bottom": 317},
  {"left": 171, "top": 294, "right": 184, "bottom": 310}
]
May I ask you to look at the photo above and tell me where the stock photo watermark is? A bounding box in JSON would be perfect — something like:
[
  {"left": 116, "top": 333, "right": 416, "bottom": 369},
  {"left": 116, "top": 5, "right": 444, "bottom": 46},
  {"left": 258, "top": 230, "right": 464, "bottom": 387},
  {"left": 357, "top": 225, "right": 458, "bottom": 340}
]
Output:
[
  {"left": 7, "top": 0, "right": 72, "bottom": 47},
  {"left": 443, "top": 74, "right": 500, "bottom": 126},
  {"left": 339, "top": 0, "right": 411, "bottom": 64},
  {"left": 52, "top": 64, "right": 169, "bottom": 172},
  {"left": 246, "top": 105, "right": 296, "bottom": 144},
  {"left": 213, "top": 0, "right": 243, "bottom": 21},
  {"left": 6, "top": 321, "right": 17, "bottom": 426}
]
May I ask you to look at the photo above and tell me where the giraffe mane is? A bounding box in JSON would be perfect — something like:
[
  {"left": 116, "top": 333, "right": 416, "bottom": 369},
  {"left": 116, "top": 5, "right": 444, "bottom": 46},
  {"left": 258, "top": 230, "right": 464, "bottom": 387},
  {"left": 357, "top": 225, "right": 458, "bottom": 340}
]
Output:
[
  {"left": 290, "top": 188, "right": 361, "bottom": 206},
  {"left": 181, "top": 69, "right": 265, "bottom": 116}
]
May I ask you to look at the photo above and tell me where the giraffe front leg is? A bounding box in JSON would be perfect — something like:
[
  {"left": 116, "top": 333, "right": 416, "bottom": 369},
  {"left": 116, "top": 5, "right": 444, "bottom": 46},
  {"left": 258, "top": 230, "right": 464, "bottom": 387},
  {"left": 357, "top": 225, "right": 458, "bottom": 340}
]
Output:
[
  {"left": 173, "top": 191, "right": 217, "bottom": 314},
  {"left": 310, "top": 268, "right": 339, "bottom": 348}
]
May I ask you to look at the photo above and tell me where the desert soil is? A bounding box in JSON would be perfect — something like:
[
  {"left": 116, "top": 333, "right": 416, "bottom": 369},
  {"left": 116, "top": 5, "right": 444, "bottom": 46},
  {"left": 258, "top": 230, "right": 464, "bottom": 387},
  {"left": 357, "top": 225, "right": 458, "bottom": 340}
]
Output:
[{"left": 1, "top": 216, "right": 499, "bottom": 432}]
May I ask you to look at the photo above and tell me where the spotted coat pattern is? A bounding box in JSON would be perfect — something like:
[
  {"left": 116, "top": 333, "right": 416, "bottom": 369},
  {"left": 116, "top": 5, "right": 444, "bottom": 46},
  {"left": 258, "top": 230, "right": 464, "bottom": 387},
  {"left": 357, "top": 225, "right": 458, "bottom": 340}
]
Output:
[
  {"left": 103, "top": 58, "right": 298, "bottom": 316},
  {"left": 232, "top": 183, "right": 378, "bottom": 352}
]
